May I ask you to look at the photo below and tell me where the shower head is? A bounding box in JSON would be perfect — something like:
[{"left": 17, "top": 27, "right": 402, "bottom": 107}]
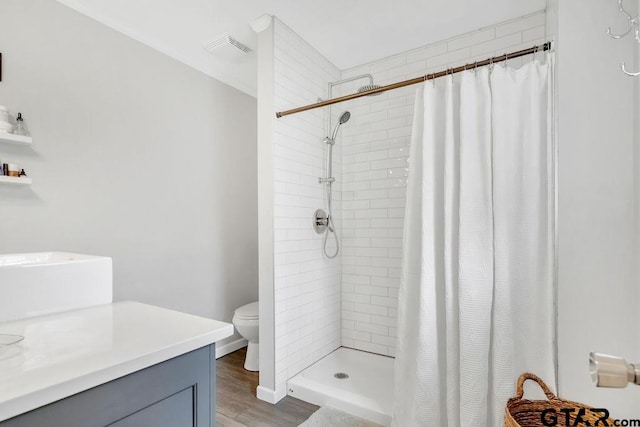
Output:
[
  {"left": 357, "top": 84, "right": 384, "bottom": 96},
  {"left": 328, "top": 74, "right": 385, "bottom": 97},
  {"left": 331, "top": 110, "right": 351, "bottom": 141}
]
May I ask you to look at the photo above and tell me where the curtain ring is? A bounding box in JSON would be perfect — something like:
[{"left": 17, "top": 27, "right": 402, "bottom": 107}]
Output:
[
  {"left": 474, "top": 61, "right": 478, "bottom": 75},
  {"left": 532, "top": 46, "right": 538, "bottom": 63},
  {"left": 504, "top": 52, "right": 509, "bottom": 65}
]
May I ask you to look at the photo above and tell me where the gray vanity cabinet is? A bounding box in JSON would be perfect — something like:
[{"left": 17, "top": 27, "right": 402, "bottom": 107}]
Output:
[{"left": 0, "top": 344, "right": 216, "bottom": 427}]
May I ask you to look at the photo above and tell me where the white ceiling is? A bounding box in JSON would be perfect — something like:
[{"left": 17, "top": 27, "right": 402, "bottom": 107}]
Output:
[{"left": 56, "top": 0, "right": 546, "bottom": 97}]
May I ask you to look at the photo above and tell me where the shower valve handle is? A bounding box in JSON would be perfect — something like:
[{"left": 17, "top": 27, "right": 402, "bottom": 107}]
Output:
[
  {"left": 313, "top": 209, "right": 330, "bottom": 234},
  {"left": 316, "top": 217, "right": 328, "bottom": 226}
]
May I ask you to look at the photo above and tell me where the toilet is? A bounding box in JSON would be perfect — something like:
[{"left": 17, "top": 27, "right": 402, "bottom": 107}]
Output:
[{"left": 232, "top": 301, "right": 259, "bottom": 371}]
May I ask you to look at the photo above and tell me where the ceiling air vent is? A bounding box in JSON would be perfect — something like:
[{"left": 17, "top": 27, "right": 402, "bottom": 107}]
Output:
[{"left": 204, "top": 34, "right": 252, "bottom": 59}]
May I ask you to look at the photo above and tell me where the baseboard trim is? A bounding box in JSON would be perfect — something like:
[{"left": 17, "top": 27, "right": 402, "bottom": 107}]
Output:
[
  {"left": 215, "top": 338, "right": 247, "bottom": 359},
  {"left": 256, "top": 385, "right": 286, "bottom": 404}
]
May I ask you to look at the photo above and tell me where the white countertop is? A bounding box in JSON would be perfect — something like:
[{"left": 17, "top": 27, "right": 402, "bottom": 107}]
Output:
[{"left": 0, "top": 301, "right": 234, "bottom": 422}]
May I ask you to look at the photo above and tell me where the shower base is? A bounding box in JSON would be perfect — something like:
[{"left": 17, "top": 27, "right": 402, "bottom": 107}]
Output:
[{"left": 287, "top": 347, "right": 394, "bottom": 426}]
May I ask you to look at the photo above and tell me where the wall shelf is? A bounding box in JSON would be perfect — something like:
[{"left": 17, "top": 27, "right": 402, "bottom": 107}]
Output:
[
  {"left": 0, "top": 132, "right": 32, "bottom": 145},
  {"left": 0, "top": 176, "right": 32, "bottom": 185}
]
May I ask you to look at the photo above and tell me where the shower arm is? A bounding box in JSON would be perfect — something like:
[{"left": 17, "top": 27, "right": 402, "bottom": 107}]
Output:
[{"left": 328, "top": 74, "right": 374, "bottom": 93}]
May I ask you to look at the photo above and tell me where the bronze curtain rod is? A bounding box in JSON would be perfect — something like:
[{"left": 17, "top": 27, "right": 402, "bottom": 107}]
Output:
[{"left": 275, "top": 41, "right": 552, "bottom": 118}]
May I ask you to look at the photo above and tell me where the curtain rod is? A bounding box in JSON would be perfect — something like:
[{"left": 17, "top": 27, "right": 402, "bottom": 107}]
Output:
[{"left": 275, "top": 41, "right": 552, "bottom": 118}]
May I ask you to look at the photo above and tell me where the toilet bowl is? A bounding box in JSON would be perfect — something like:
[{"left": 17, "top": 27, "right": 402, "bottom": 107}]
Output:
[{"left": 232, "top": 301, "right": 259, "bottom": 371}]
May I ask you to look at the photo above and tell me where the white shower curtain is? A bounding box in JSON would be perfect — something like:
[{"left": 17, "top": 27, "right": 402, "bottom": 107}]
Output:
[{"left": 393, "top": 55, "right": 555, "bottom": 427}]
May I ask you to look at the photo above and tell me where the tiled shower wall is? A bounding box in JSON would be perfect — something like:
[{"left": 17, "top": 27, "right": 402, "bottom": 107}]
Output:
[
  {"left": 338, "top": 11, "right": 547, "bottom": 357},
  {"left": 272, "top": 19, "right": 342, "bottom": 394}
]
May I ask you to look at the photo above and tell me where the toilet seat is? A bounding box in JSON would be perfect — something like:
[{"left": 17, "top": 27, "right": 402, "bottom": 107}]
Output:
[{"left": 234, "top": 301, "right": 258, "bottom": 320}]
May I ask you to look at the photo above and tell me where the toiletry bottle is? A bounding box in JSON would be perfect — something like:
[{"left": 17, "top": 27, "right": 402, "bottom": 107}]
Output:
[{"left": 14, "top": 113, "right": 26, "bottom": 136}]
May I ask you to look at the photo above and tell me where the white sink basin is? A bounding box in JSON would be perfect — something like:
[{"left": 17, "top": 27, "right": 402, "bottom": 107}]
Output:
[{"left": 0, "top": 252, "right": 112, "bottom": 323}]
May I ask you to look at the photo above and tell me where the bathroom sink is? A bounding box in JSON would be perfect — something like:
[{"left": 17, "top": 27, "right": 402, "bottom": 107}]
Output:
[{"left": 0, "top": 252, "right": 112, "bottom": 323}]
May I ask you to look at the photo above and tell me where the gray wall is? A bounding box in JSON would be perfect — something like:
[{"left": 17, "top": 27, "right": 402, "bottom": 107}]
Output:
[
  {"left": 0, "top": 0, "right": 258, "bottom": 339},
  {"left": 555, "top": 0, "right": 640, "bottom": 418}
]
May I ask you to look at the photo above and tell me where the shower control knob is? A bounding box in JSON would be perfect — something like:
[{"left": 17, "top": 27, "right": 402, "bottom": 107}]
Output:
[{"left": 313, "top": 209, "right": 329, "bottom": 234}]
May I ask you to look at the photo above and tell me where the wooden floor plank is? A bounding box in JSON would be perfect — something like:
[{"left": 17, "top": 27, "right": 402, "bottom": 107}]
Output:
[{"left": 216, "top": 348, "right": 319, "bottom": 426}]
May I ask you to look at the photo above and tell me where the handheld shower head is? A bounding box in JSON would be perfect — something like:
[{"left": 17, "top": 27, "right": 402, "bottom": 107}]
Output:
[{"left": 331, "top": 111, "right": 351, "bottom": 141}]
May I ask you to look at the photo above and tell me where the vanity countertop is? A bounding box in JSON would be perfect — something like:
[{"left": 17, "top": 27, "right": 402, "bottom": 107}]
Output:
[{"left": 0, "top": 301, "right": 233, "bottom": 422}]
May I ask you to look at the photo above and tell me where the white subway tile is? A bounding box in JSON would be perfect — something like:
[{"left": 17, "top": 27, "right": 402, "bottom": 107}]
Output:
[
  {"left": 342, "top": 181, "right": 371, "bottom": 192},
  {"left": 470, "top": 33, "right": 523, "bottom": 57},
  {"left": 343, "top": 274, "right": 372, "bottom": 285},
  {"left": 388, "top": 207, "right": 406, "bottom": 218},
  {"left": 370, "top": 218, "right": 404, "bottom": 229},
  {"left": 353, "top": 170, "right": 388, "bottom": 182},
  {"left": 370, "top": 117, "right": 408, "bottom": 133},
  {"left": 522, "top": 26, "right": 546, "bottom": 43},
  {"left": 353, "top": 228, "right": 389, "bottom": 238},
  {"left": 371, "top": 277, "right": 399, "bottom": 287},
  {"left": 371, "top": 315, "right": 397, "bottom": 327},
  {"left": 386, "top": 59, "right": 427, "bottom": 80},
  {"left": 370, "top": 198, "right": 406, "bottom": 209},
  {"left": 369, "top": 55, "right": 407, "bottom": 74},
  {"left": 371, "top": 334, "right": 396, "bottom": 347},
  {"left": 354, "top": 302, "right": 388, "bottom": 316},
  {"left": 343, "top": 292, "right": 372, "bottom": 304},
  {"left": 427, "top": 47, "right": 472, "bottom": 68},
  {"left": 344, "top": 161, "right": 371, "bottom": 173},
  {"left": 405, "top": 42, "right": 448, "bottom": 63},
  {"left": 371, "top": 296, "right": 399, "bottom": 307},
  {"left": 354, "top": 209, "right": 388, "bottom": 219},
  {"left": 355, "top": 322, "right": 389, "bottom": 336},
  {"left": 345, "top": 265, "right": 388, "bottom": 277},
  {"left": 370, "top": 158, "right": 408, "bottom": 171},
  {"left": 388, "top": 126, "right": 413, "bottom": 138},
  {"left": 353, "top": 247, "right": 388, "bottom": 257},
  {"left": 353, "top": 189, "right": 388, "bottom": 200},
  {"left": 343, "top": 310, "right": 371, "bottom": 323},
  {"left": 343, "top": 329, "right": 372, "bottom": 342},
  {"left": 341, "top": 255, "right": 371, "bottom": 266},
  {"left": 354, "top": 285, "right": 388, "bottom": 297},
  {"left": 388, "top": 105, "right": 414, "bottom": 119},
  {"left": 447, "top": 28, "right": 495, "bottom": 52},
  {"left": 343, "top": 200, "right": 370, "bottom": 210},
  {"left": 388, "top": 248, "right": 403, "bottom": 258},
  {"left": 495, "top": 12, "right": 546, "bottom": 38}
]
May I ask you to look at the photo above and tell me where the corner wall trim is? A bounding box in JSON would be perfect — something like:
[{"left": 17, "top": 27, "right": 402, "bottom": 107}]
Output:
[{"left": 256, "top": 385, "right": 286, "bottom": 404}]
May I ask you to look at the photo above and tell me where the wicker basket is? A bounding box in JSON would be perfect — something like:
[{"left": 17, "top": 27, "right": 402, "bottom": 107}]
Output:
[{"left": 504, "top": 373, "right": 616, "bottom": 427}]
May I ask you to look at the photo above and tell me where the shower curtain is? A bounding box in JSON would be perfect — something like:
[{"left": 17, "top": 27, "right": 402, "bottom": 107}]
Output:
[{"left": 393, "top": 55, "right": 555, "bottom": 427}]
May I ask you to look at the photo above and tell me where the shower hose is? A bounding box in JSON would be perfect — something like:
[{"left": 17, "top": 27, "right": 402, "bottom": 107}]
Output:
[{"left": 323, "top": 182, "right": 339, "bottom": 259}]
